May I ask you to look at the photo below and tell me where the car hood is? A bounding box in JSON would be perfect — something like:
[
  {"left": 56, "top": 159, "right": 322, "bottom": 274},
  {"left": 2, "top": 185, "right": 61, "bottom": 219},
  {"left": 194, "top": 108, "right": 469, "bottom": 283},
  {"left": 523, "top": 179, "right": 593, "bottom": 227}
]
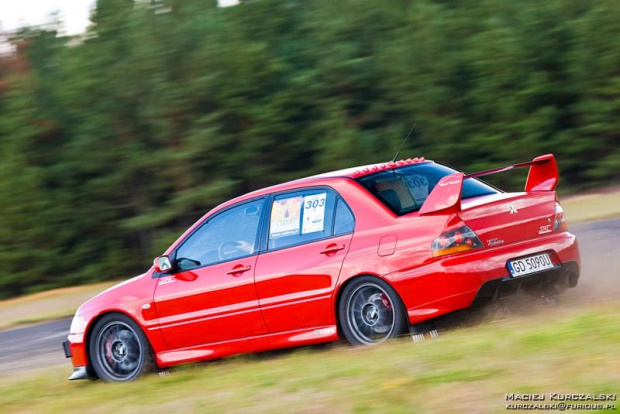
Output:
[{"left": 76, "top": 272, "right": 152, "bottom": 316}]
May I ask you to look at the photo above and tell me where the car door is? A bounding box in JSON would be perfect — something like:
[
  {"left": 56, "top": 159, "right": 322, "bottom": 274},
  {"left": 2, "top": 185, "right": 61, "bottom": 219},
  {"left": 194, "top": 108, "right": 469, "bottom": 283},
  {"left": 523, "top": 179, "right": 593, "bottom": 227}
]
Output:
[
  {"left": 153, "top": 198, "right": 269, "bottom": 350},
  {"left": 254, "top": 188, "right": 355, "bottom": 333}
]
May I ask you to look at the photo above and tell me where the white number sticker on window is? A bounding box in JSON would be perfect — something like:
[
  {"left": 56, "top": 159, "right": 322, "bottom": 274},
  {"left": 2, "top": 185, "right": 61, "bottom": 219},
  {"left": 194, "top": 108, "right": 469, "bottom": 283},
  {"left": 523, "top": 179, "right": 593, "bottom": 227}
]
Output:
[
  {"left": 302, "top": 193, "right": 327, "bottom": 234},
  {"left": 405, "top": 174, "right": 429, "bottom": 204}
]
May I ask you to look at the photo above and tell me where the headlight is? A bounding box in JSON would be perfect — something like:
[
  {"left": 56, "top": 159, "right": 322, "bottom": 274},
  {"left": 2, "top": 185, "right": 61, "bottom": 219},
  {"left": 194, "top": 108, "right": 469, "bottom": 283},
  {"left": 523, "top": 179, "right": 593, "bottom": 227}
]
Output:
[{"left": 69, "top": 313, "right": 87, "bottom": 334}]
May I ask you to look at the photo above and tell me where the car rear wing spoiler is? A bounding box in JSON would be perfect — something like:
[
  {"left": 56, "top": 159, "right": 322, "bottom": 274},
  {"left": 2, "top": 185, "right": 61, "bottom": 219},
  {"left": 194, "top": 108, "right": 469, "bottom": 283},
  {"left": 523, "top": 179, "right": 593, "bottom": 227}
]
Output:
[{"left": 419, "top": 154, "right": 559, "bottom": 215}]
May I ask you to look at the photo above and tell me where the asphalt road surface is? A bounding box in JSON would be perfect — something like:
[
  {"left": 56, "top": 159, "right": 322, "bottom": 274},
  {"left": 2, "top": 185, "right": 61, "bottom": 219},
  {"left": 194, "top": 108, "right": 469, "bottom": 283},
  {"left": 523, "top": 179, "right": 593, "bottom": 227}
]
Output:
[
  {"left": 0, "top": 317, "right": 71, "bottom": 374},
  {"left": 1, "top": 218, "right": 618, "bottom": 376}
]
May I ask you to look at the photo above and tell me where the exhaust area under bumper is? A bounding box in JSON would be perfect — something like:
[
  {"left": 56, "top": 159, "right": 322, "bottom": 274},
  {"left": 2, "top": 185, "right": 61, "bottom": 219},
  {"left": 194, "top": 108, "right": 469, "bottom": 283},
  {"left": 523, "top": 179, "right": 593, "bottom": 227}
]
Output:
[{"left": 471, "top": 261, "right": 580, "bottom": 307}]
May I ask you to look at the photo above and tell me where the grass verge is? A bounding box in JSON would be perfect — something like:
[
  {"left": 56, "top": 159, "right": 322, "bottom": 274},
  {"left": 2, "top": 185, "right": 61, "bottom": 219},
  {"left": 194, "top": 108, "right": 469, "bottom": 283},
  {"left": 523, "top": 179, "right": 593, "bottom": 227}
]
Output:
[
  {"left": 562, "top": 188, "right": 620, "bottom": 224},
  {"left": 0, "top": 281, "right": 119, "bottom": 330},
  {"left": 1, "top": 301, "right": 618, "bottom": 413}
]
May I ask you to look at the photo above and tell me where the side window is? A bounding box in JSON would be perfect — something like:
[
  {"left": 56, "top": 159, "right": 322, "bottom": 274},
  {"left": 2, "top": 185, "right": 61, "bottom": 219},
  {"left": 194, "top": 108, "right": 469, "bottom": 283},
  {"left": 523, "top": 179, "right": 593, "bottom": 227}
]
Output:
[
  {"left": 334, "top": 198, "right": 355, "bottom": 235},
  {"left": 175, "top": 199, "right": 264, "bottom": 271},
  {"left": 268, "top": 189, "right": 336, "bottom": 250}
]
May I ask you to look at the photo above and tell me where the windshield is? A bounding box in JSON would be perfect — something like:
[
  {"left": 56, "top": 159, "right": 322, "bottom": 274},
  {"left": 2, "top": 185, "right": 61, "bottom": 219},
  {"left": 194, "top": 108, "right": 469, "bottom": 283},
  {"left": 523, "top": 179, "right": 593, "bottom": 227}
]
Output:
[{"left": 355, "top": 162, "right": 499, "bottom": 215}]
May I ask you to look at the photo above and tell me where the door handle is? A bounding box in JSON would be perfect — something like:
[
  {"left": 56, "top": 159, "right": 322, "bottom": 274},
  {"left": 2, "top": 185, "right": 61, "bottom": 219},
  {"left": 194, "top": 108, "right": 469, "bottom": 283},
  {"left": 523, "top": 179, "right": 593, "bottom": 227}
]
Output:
[
  {"left": 227, "top": 265, "right": 252, "bottom": 275},
  {"left": 320, "top": 244, "right": 345, "bottom": 255}
]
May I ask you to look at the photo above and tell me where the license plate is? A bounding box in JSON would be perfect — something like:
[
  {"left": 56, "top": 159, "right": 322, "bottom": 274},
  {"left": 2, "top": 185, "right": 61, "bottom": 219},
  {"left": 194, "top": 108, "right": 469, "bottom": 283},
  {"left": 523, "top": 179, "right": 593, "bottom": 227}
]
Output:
[{"left": 507, "top": 253, "right": 554, "bottom": 277}]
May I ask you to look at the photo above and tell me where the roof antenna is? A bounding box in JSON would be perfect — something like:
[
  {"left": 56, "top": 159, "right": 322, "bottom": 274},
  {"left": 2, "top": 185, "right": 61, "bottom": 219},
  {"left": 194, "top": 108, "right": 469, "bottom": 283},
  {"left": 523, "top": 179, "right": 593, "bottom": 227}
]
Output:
[{"left": 392, "top": 122, "right": 417, "bottom": 162}]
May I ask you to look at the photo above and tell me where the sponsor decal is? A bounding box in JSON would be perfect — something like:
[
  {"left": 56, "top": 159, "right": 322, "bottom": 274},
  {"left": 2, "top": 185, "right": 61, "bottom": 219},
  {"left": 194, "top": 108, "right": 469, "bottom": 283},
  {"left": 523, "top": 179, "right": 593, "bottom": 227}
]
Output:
[
  {"left": 487, "top": 238, "right": 505, "bottom": 247},
  {"left": 438, "top": 178, "right": 460, "bottom": 187},
  {"left": 270, "top": 196, "right": 303, "bottom": 239},
  {"left": 539, "top": 224, "right": 552, "bottom": 235},
  {"left": 314, "top": 327, "right": 336, "bottom": 336},
  {"left": 158, "top": 276, "right": 175, "bottom": 285}
]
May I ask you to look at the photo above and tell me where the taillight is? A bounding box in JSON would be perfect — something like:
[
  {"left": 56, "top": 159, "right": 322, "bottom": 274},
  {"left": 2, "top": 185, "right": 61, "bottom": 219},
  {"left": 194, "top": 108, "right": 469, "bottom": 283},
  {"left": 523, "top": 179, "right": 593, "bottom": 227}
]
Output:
[
  {"left": 554, "top": 202, "right": 568, "bottom": 231},
  {"left": 431, "top": 225, "right": 483, "bottom": 258}
]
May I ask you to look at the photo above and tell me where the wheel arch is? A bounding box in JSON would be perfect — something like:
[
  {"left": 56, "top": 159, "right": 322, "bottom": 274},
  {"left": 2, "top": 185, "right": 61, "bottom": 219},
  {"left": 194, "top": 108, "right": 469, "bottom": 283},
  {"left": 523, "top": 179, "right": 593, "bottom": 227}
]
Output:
[
  {"left": 333, "top": 273, "right": 408, "bottom": 336},
  {"left": 83, "top": 309, "right": 156, "bottom": 378}
]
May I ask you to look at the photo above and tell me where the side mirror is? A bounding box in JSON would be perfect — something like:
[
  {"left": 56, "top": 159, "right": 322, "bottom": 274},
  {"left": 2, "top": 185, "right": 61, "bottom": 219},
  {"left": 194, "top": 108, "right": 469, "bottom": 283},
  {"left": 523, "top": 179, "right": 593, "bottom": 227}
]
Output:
[{"left": 153, "top": 255, "right": 173, "bottom": 273}]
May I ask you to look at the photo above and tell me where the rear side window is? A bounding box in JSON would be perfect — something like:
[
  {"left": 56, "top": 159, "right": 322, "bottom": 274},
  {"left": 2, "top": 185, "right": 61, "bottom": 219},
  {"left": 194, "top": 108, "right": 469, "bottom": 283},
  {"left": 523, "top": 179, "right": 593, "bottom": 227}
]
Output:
[
  {"left": 267, "top": 189, "right": 338, "bottom": 250},
  {"left": 356, "top": 163, "right": 498, "bottom": 215},
  {"left": 334, "top": 199, "right": 355, "bottom": 235}
]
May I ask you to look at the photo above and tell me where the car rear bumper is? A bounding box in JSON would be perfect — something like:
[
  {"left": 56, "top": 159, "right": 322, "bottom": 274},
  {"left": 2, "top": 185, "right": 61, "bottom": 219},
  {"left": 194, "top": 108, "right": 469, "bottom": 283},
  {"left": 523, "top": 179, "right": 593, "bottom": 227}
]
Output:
[
  {"left": 470, "top": 260, "right": 579, "bottom": 307},
  {"left": 395, "top": 230, "right": 580, "bottom": 324}
]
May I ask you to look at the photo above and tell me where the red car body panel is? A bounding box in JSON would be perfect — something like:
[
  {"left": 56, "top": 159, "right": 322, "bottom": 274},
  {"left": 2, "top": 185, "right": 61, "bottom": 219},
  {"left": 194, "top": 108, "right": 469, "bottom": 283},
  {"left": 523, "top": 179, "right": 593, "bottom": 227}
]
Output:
[
  {"left": 67, "top": 274, "right": 165, "bottom": 370},
  {"left": 253, "top": 233, "right": 353, "bottom": 333},
  {"left": 65, "top": 155, "right": 581, "bottom": 376},
  {"left": 155, "top": 325, "right": 340, "bottom": 368},
  {"left": 153, "top": 255, "right": 268, "bottom": 350}
]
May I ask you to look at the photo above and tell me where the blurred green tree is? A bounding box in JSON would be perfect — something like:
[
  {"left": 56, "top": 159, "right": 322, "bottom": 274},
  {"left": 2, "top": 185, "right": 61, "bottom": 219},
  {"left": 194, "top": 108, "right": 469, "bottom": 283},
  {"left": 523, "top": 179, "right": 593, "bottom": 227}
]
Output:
[{"left": 0, "top": 0, "right": 618, "bottom": 297}]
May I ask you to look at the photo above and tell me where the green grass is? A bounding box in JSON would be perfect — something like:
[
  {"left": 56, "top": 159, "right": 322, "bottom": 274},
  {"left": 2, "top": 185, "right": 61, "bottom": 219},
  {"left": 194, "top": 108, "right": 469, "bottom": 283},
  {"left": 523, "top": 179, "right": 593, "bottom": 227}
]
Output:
[
  {"left": 562, "top": 189, "right": 620, "bottom": 224},
  {"left": 1, "top": 302, "right": 619, "bottom": 413}
]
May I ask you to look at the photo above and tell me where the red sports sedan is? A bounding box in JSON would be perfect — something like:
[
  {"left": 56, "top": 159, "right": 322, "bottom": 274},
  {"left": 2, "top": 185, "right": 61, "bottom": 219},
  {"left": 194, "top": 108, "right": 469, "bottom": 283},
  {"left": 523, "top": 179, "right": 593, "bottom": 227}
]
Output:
[{"left": 63, "top": 154, "right": 580, "bottom": 382}]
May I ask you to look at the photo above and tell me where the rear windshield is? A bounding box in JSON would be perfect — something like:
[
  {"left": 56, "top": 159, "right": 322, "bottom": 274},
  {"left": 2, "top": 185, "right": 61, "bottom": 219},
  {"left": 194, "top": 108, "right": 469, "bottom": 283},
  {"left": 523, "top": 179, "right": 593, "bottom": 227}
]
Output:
[{"left": 355, "top": 162, "right": 499, "bottom": 215}]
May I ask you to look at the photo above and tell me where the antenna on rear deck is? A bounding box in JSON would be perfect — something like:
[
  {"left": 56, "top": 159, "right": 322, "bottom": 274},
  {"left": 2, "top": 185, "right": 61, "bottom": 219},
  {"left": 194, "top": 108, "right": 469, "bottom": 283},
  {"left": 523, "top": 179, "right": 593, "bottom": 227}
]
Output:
[{"left": 392, "top": 122, "right": 417, "bottom": 162}]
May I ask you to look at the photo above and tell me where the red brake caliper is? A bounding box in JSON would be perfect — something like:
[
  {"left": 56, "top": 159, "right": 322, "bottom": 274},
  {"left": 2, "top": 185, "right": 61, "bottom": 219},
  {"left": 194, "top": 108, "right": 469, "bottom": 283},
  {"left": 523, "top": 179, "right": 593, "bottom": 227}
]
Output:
[
  {"left": 381, "top": 293, "right": 392, "bottom": 310},
  {"left": 104, "top": 334, "right": 115, "bottom": 365}
]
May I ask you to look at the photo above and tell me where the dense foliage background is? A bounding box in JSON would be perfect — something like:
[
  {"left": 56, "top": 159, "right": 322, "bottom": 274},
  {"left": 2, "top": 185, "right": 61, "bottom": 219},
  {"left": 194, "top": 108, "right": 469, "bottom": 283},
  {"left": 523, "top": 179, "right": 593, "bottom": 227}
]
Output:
[{"left": 0, "top": 0, "right": 618, "bottom": 297}]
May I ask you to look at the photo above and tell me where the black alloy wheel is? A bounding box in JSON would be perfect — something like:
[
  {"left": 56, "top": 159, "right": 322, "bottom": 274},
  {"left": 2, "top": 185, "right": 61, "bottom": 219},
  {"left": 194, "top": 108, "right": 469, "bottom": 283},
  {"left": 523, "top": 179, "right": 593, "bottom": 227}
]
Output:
[
  {"left": 89, "top": 313, "right": 154, "bottom": 382},
  {"left": 339, "top": 276, "right": 408, "bottom": 345}
]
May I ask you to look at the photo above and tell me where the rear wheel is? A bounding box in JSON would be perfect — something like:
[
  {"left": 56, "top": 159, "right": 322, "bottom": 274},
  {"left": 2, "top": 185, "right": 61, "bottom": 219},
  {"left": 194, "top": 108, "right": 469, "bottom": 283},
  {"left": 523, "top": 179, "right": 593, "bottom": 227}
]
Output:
[
  {"left": 89, "top": 313, "right": 154, "bottom": 382},
  {"left": 339, "top": 276, "right": 408, "bottom": 345}
]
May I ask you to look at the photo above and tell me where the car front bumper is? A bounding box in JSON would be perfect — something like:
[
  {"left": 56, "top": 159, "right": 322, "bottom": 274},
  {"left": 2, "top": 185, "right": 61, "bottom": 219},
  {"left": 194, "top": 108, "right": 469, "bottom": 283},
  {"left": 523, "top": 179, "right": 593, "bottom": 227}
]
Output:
[
  {"left": 62, "top": 340, "right": 71, "bottom": 359},
  {"left": 63, "top": 333, "right": 92, "bottom": 381},
  {"left": 67, "top": 366, "right": 90, "bottom": 381}
]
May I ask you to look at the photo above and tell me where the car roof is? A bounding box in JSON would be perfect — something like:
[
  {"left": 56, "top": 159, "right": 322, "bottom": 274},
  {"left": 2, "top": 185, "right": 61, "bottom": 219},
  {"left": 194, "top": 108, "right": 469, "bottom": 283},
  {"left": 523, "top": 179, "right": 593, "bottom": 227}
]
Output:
[
  {"left": 312, "top": 157, "right": 429, "bottom": 179},
  {"left": 219, "top": 157, "right": 431, "bottom": 208},
  {"left": 165, "top": 157, "right": 431, "bottom": 254}
]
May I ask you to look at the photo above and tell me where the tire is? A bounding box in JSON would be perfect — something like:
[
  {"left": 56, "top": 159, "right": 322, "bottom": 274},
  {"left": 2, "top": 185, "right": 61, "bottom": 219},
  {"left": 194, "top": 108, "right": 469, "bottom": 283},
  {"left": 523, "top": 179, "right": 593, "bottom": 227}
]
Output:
[
  {"left": 338, "top": 276, "right": 408, "bottom": 346},
  {"left": 89, "top": 313, "right": 154, "bottom": 382}
]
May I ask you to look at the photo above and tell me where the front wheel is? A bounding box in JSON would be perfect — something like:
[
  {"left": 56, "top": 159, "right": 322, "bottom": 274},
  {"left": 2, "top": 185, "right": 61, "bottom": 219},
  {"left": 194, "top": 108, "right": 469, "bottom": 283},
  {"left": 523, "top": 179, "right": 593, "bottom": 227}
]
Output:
[
  {"left": 89, "top": 313, "right": 154, "bottom": 382},
  {"left": 338, "top": 276, "right": 408, "bottom": 345}
]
